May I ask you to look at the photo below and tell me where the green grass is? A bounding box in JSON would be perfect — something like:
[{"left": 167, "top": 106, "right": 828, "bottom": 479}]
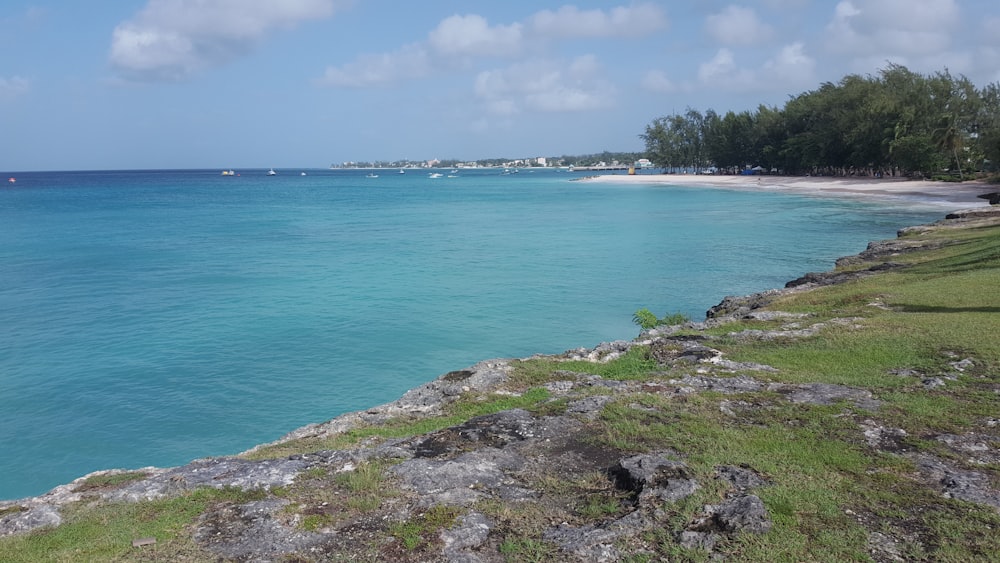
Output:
[
  {"left": 388, "top": 504, "right": 460, "bottom": 551},
  {"left": 72, "top": 471, "right": 149, "bottom": 493},
  {"left": 510, "top": 346, "right": 658, "bottom": 387},
  {"left": 0, "top": 487, "right": 267, "bottom": 563},
  {"left": 245, "top": 387, "right": 554, "bottom": 460}
]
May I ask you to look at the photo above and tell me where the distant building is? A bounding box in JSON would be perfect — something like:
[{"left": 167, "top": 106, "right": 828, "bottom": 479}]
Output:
[
  {"left": 636, "top": 158, "right": 654, "bottom": 168},
  {"left": 536, "top": 157, "right": 547, "bottom": 167}
]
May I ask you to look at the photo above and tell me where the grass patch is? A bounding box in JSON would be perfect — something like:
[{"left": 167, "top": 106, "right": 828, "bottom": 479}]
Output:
[
  {"left": 510, "top": 346, "right": 658, "bottom": 389},
  {"left": 498, "top": 537, "right": 559, "bottom": 562},
  {"left": 0, "top": 487, "right": 265, "bottom": 562},
  {"left": 246, "top": 388, "right": 555, "bottom": 460},
  {"left": 389, "top": 504, "right": 460, "bottom": 551},
  {"left": 72, "top": 471, "right": 149, "bottom": 493}
]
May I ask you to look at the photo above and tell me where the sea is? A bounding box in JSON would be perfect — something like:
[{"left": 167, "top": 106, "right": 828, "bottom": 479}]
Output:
[{"left": 0, "top": 168, "right": 946, "bottom": 501}]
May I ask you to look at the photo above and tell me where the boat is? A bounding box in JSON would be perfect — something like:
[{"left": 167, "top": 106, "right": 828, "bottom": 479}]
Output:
[
  {"left": 428, "top": 172, "right": 443, "bottom": 178},
  {"left": 399, "top": 169, "right": 405, "bottom": 174},
  {"left": 221, "top": 170, "right": 235, "bottom": 176},
  {"left": 267, "top": 168, "right": 277, "bottom": 176},
  {"left": 366, "top": 172, "right": 379, "bottom": 178},
  {"left": 301, "top": 172, "right": 307, "bottom": 176},
  {"left": 7, "top": 177, "right": 15, "bottom": 184}
]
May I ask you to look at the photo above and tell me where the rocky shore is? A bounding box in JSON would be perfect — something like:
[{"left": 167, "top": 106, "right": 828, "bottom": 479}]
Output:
[{"left": 2, "top": 207, "right": 999, "bottom": 561}]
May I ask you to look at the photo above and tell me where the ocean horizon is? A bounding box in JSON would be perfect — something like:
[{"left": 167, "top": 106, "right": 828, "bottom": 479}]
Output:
[{"left": 0, "top": 168, "right": 944, "bottom": 500}]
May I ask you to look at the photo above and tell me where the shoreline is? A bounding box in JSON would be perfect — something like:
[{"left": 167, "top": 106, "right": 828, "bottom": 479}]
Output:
[
  {"left": 2, "top": 207, "right": 998, "bottom": 544},
  {"left": 584, "top": 173, "right": 996, "bottom": 209}
]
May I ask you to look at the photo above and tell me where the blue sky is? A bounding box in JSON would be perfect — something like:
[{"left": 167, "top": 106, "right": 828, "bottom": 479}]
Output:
[{"left": 2, "top": 0, "right": 999, "bottom": 171}]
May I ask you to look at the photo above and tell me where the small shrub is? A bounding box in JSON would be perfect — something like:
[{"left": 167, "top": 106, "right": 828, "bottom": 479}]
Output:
[
  {"left": 633, "top": 308, "right": 690, "bottom": 329},
  {"left": 633, "top": 308, "right": 659, "bottom": 329}
]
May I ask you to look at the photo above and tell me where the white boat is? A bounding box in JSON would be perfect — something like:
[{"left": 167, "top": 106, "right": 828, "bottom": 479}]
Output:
[
  {"left": 300, "top": 172, "right": 307, "bottom": 176},
  {"left": 399, "top": 169, "right": 405, "bottom": 174},
  {"left": 366, "top": 172, "right": 379, "bottom": 178},
  {"left": 221, "top": 169, "right": 235, "bottom": 176},
  {"left": 267, "top": 168, "right": 277, "bottom": 176},
  {"left": 428, "top": 172, "right": 443, "bottom": 178}
]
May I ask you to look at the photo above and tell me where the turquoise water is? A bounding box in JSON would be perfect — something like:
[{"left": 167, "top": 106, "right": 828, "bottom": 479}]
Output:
[{"left": 0, "top": 169, "right": 942, "bottom": 500}]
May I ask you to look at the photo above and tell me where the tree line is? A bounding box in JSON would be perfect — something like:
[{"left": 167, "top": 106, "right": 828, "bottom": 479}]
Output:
[{"left": 641, "top": 64, "right": 1000, "bottom": 179}]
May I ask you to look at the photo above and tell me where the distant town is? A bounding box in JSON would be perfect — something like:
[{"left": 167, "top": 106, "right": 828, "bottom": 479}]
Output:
[{"left": 332, "top": 151, "right": 654, "bottom": 171}]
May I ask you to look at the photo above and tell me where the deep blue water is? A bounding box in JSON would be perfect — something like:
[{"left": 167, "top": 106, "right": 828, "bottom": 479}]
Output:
[{"left": 0, "top": 168, "right": 942, "bottom": 500}]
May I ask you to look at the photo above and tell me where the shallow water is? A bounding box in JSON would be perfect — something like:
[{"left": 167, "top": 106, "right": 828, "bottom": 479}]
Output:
[{"left": 0, "top": 168, "right": 942, "bottom": 499}]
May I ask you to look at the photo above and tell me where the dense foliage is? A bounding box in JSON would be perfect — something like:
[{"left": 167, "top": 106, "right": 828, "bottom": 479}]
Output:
[{"left": 642, "top": 65, "right": 1000, "bottom": 179}]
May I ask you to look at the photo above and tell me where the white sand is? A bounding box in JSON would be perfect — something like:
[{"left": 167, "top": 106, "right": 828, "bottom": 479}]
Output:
[{"left": 583, "top": 173, "right": 996, "bottom": 210}]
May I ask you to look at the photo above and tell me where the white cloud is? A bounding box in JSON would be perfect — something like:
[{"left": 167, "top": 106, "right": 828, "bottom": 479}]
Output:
[
  {"left": 762, "top": 42, "right": 816, "bottom": 86},
  {"left": 697, "top": 48, "right": 754, "bottom": 85},
  {"left": 641, "top": 70, "right": 676, "bottom": 93},
  {"left": 474, "top": 56, "right": 615, "bottom": 115},
  {"left": 825, "top": 0, "right": 962, "bottom": 70},
  {"left": 319, "top": 44, "right": 431, "bottom": 88},
  {"left": 110, "top": 0, "right": 342, "bottom": 81},
  {"left": 687, "top": 42, "right": 816, "bottom": 93},
  {"left": 428, "top": 14, "right": 524, "bottom": 57},
  {"left": 705, "top": 5, "right": 774, "bottom": 47},
  {"left": 529, "top": 3, "right": 668, "bottom": 38},
  {"left": 0, "top": 76, "right": 30, "bottom": 100},
  {"left": 322, "top": 4, "right": 668, "bottom": 90}
]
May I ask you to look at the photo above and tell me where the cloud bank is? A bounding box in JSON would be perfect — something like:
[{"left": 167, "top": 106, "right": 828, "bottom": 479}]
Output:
[
  {"left": 318, "top": 3, "right": 665, "bottom": 116},
  {"left": 110, "top": 0, "right": 342, "bottom": 81}
]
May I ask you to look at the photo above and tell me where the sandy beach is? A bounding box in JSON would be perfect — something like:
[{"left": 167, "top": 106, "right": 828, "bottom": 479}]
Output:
[{"left": 585, "top": 173, "right": 997, "bottom": 210}]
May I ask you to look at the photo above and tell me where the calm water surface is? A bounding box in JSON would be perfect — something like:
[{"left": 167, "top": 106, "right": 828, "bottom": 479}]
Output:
[{"left": 0, "top": 168, "right": 943, "bottom": 499}]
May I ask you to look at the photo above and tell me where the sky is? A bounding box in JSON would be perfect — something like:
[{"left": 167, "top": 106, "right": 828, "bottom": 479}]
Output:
[{"left": 2, "top": 0, "right": 1000, "bottom": 171}]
